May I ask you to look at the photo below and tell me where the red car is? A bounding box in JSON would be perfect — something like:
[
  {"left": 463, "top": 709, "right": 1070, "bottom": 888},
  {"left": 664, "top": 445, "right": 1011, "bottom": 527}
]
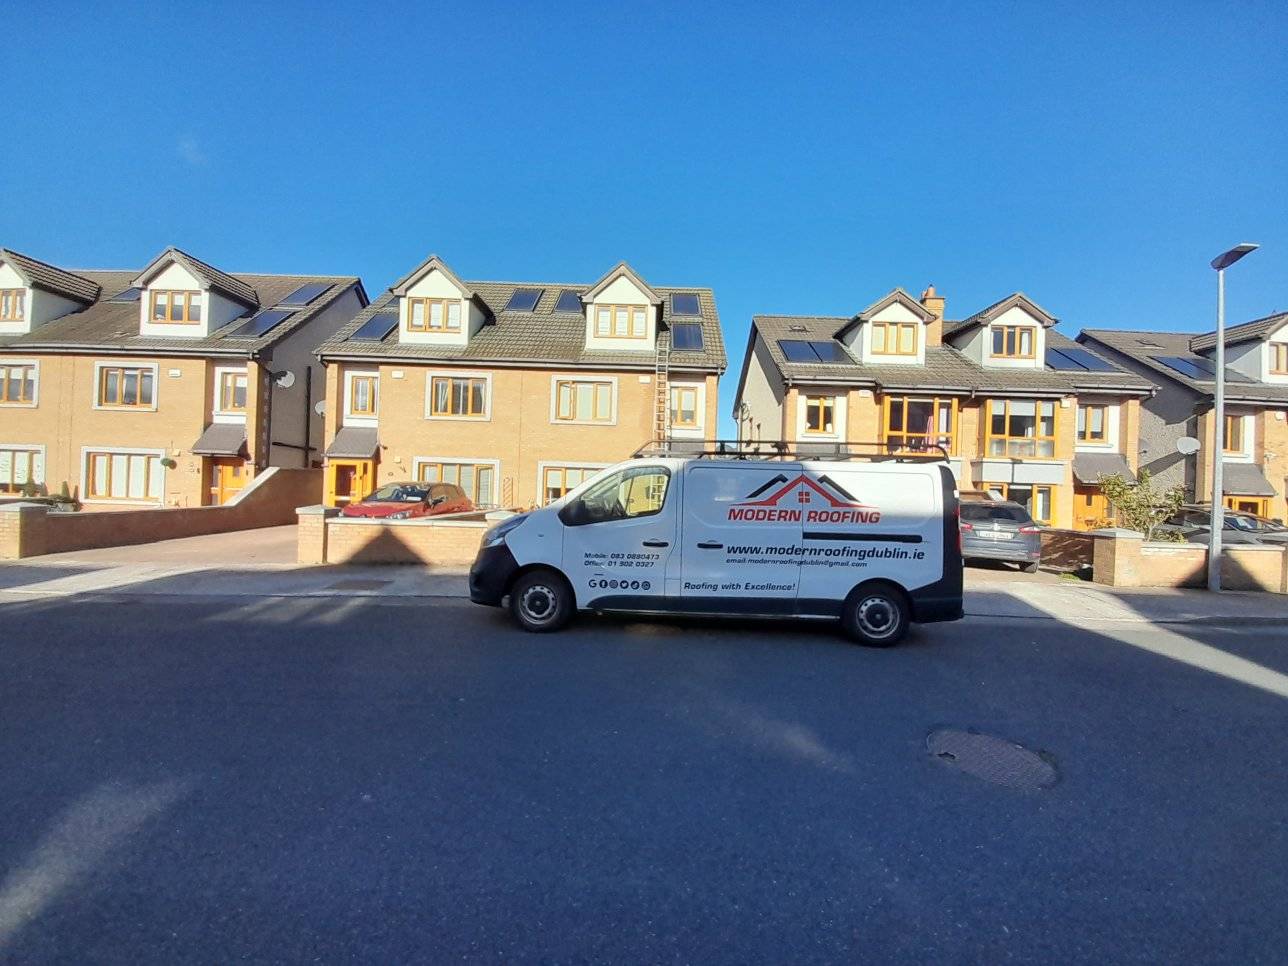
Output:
[{"left": 340, "top": 481, "right": 474, "bottom": 520}]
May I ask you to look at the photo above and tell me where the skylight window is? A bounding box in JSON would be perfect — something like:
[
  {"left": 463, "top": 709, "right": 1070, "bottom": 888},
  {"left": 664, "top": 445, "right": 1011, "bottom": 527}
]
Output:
[
  {"left": 109, "top": 287, "right": 143, "bottom": 303},
  {"left": 670, "top": 293, "right": 701, "bottom": 316},
  {"left": 554, "top": 290, "right": 582, "bottom": 313},
  {"left": 350, "top": 312, "right": 398, "bottom": 342},
  {"left": 504, "top": 288, "right": 543, "bottom": 312},
  {"left": 230, "top": 309, "right": 294, "bottom": 338},
  {"left": 778, "top": 339, "right": 853, "bottom": 364},
  {"left": 671, "top": 323, "right": 704, "bottom": 351},
  {"left": 278, "top": 282, "right": 332, "bottom": 308}
]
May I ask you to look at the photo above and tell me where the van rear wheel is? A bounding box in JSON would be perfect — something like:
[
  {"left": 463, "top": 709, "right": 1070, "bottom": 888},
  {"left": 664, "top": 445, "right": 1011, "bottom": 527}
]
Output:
[
  {"left": 509, "top": 569, "right": 573, "bottom": 633},
  {"left": 842, "top": 583, "right": 909, "bottom": 647}
]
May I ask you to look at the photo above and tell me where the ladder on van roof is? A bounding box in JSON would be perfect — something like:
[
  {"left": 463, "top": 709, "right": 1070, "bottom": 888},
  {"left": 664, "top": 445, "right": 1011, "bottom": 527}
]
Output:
[{"left": 632, "top": 439, "right": 951, "bottom": 462}]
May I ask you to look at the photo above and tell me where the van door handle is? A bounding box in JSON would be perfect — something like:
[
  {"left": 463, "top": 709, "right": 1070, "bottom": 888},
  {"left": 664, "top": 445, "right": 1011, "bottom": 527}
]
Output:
[
  {"left": 697, "top": 541, "right": 724, "bottom": 550},
  {"left": 642, "top": 539, "right": 670, "bottom": 548}
]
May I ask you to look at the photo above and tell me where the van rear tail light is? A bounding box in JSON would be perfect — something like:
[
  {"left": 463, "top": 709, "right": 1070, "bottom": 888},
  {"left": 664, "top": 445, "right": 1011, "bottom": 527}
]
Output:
[{"left": 959, "top": 521, "right": 974, "bottom": 531}]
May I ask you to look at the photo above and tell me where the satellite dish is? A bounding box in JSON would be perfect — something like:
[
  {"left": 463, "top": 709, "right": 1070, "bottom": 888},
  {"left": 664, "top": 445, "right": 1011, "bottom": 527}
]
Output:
[
  {"left": 1176, "top": 437, "right": 1200, "bottom": 455},
  {"left": 313, "top": 400, "right": 326, "bottom": 416},
  {"left": 274, "top": 370, "right": 296, "bottom": 389}
]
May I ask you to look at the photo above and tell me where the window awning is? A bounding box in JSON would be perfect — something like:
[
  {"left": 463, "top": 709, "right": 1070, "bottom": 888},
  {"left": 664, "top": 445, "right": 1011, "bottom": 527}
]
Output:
[
  {"left": 191, "top": 423, "right": 248, "bottom": 457},
  {"left": 1222, "top": 461, "right": 1276, "bottom": 497},
  {"left": 325, "top": 427, "right": 379, "bottom": 459},
  {"left": 1072, "top": 453, "right": 1136, "bottom": 485}
]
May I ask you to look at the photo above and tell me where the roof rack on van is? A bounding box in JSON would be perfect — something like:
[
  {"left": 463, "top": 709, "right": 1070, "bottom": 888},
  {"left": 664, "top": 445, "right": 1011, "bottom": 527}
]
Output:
[{"left": 632, "top": 439, "right": 950, "bottom": 462}]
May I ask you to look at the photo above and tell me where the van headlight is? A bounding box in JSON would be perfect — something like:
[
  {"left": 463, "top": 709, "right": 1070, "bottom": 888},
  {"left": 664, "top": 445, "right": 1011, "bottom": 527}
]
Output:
[{"left": 481, "top": 514, "right": 526, "bottom": 548}]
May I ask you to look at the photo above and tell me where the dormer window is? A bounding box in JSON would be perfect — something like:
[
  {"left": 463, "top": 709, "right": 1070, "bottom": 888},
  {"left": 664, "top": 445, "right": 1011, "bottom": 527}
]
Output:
[
  {"left": 1272, "top": 343, "right": 1288, "bottom": 375},
  {"left": 150, "top": 290, "right": 203, "bottom": 324},
  {"left": 872, "top": 321, "right": 918, "bottom": 356},
  {"left": 992, "top": 325, "right": 1036, "bottom": 359},
  {"left": 594, "top": 304, "right": 648, "bottom": 339},
  {"left": 0, "top": 289, "right": 24, "bottom": 321},
  {"left": 407, "top": 297, "right": 461, "bottom": 333}
]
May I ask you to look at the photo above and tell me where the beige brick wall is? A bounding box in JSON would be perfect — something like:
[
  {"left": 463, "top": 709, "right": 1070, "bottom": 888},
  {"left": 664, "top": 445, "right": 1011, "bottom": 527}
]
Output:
[
  {"left": 2, "top": 353, "right": 274, "bottom": 509},
  {"left": 326, "top": 363, "right": 712, "bottom": 507},
  {"left": 319, "top": 518, "right": 485, "bottom": 565},
  {"left": 1257, "top": 409, "right": 1288, "bottom": 520}
]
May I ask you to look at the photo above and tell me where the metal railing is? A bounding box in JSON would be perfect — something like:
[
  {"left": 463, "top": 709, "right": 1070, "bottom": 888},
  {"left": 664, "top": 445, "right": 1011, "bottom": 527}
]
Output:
[{"left": 632, "top": 439, "right": 950, "bottom": 462}]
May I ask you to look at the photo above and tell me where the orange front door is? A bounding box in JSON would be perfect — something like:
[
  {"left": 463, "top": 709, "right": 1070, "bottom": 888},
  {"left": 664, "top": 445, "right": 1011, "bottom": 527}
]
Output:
[
  {"left": 326, "top": 459, "right": 375, "bottom": 507},
  {"left": 209, "top": 458, "right": 250, "bottom": 505},
  {"left": 1073, "top": 486, "right": 1113, "bottom": 531}
]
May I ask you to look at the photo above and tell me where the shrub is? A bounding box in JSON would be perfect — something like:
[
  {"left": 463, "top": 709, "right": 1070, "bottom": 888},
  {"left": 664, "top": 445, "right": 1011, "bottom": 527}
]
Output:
[{"left": 1099, "top": 469, "right": 1185, "bottom": 542}]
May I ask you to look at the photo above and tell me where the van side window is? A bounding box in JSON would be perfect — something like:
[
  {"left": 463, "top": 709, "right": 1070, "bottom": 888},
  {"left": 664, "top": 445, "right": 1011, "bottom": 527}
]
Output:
[{"left": 560, "top": 466, "right": 670, "bottom": 527}]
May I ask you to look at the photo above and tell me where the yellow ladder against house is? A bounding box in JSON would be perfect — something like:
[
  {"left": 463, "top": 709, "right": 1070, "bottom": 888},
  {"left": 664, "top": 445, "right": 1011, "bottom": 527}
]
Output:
[{"left": 654, "top": 327, "right": 671, "bottom": 442}]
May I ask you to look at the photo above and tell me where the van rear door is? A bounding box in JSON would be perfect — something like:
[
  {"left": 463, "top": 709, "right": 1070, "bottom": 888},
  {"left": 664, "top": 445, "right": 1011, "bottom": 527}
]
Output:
[{"left": 680, "top": 463, "right": 803, "bottom": 613}]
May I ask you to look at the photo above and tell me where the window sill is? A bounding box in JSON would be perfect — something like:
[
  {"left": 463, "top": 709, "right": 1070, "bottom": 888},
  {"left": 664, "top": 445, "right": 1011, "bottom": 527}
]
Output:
[
  {"left": 0, "top": 401, "right": 37, "bottom": 408},
  {"left": 425, "top": 413, "right": 491, "bottom": 422},
  {"left": 551, "top": 419, "right": 616, "bottom": 427},
  {"left": 92, "top": 405, "right": 158, "bottom": 413}
]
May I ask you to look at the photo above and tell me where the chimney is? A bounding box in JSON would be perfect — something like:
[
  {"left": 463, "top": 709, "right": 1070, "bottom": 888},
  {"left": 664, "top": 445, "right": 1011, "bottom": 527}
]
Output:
[{"left": 920, "top": 284, "right": 945, "bottom": 347}]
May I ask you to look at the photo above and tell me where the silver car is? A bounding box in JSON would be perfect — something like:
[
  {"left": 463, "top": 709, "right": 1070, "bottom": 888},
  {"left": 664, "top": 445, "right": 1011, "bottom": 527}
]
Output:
[{"left": 960, "top": 501, "right": 1043, "bottom": 572}]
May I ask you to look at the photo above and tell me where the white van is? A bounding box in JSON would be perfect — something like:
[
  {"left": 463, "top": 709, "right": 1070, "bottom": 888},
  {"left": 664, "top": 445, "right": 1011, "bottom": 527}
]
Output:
[{"left": 469, "top": 453, "right": 963, "bottom": 646}]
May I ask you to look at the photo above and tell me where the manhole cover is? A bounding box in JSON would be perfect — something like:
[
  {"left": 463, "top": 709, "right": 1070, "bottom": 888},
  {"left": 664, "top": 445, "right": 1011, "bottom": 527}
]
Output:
[
  {"left": 926, "top": 729, "right": 1058, "bottom": 790},
  {"left": 327, "top": 579, "right": 391, "bottom": 591}
]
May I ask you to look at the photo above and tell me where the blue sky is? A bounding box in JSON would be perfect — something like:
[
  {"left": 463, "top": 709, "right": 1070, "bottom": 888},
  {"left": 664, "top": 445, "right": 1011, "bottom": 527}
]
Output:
[{"left": 3, "top": 1, "right": 1286, "bottom": 436}]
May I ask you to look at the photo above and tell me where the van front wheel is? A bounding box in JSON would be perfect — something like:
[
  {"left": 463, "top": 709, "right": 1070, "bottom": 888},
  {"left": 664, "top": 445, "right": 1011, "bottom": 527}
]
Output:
[
  {"left": 509, "top": 569, "right": 573, "bottom": 633},
  {"left": 842, "top": 583, "right": 909, "bottom": 647}
]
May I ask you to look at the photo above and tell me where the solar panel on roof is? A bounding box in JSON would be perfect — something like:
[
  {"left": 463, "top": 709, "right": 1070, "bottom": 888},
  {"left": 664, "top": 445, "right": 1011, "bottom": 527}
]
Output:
[
  {"left": 671, "top": 293, "right": 701, "bottom": 316},
  {"left": 671, "top": 322, "right": 704, "bottom": 351},
  {"left": 231, "top": 309, "right": 295, "bottom": 338},
  {"left": 350, "top": 312, "right": 398, "bottom": 342},
  {"left": 109, "top": 287, "right": 143, "bottom": 302},
  {"left": 554, "top": 290, "right": 582, "bottom": 313},
  {"left": 504, "top": 288, "right": 544, "bottom": 312},
  {"left": 1152, "top": 355, "right": 1254, "bottom": 383},
  {"left": 278, "top": 282, "right": 331, "bottom": 307},
  {"left": 778, "top": 339, "right": 854, "bottom": 364},
  {"left": 1046, "top": 346, "right": 1120, "bottom": 372}
]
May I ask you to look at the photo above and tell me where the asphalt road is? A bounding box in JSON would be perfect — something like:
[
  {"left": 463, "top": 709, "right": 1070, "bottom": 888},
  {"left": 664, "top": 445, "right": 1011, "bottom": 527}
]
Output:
[{"left": 1, "top": 594, "right": 1285, "bottom": 964}]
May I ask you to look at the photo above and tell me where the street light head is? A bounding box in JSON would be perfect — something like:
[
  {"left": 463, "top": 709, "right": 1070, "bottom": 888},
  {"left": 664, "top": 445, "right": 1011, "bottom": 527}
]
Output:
[{"left": 1210, "top": 243, "right": 1259, "bottom": 271}]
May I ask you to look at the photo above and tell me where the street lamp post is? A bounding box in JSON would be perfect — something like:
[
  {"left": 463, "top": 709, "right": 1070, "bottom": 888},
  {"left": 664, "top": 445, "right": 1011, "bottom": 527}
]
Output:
[{"left": 1207, "top": 242, "right": 1259, "bottom": 592}]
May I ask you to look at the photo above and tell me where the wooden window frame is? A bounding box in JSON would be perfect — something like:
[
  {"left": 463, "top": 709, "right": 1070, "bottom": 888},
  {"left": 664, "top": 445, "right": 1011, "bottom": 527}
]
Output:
[
  {"left": 803, "top": 395, "right": 836, "bottom": 435},
  {"left": 984, "top": 482, "right": 1054, "bottom": 526},
  {"left": 990, "top": 325, "right": 1037, "bottom": 359},
  {"left": 218, "top": 369, "right": 248, "bottom": 414},
  {"left": 882, "top": 396, "right": 958, "bottom": 454},
  {"left": 84, "top": 450, "right": 163, "bottom": 503},
  {"left": 871, "top": 321, "right": 919, "bottom": 356},
  {"left": 96, "top": 365, "right": 157, "bottom": 410},
  {"left": 429, "top": 375, "right": 489, "bottom": 418},
  {"left": 348, "top": 374, "right": 379, "bottom": 418},
  {"left": 553, "top": 379, "right": 614, "bottom": 424},
  {"left": 0, "top": 288, "right": 25, "bottom": 322},
  {"left": 1270, "top": 343, "right": 1288, "bottom": 375},
  {"left": 985, "top": 399, "right": 1057, "bottom": 457},
  {"left": 670, "top": 385, "right": 700, "bottom": 428},
  {"left": 0, "top": 447, "right": 42, "bottom": 494},
  {"left": 149, "top": 289, "right": 204, "bottom": 325},
  {"left": 592, "top": 304, "right": 649, "bottom": 340},
  {"left": 415, "top": 459, "right": 498, "bottom": 505},
  {"left": 1223, "top": 413, "right": 1245, "bottom": 454},
  {"left": 540, "top": 464, "right": 605, "bottom": 504},
  {"left": 0, "top": 362, "right": 37, "bottom": 405},
  {"left": 406, "top": 297, "right": 463, "bottom": 332},
  {"left": 1077, "top": 404, "right": 1108, "bottom": 443}
]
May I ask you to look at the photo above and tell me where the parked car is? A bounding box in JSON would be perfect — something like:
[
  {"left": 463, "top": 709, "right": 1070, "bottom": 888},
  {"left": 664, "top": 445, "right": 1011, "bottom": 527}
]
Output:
[
  {"left": 1156, "top": 504, "right": 1288, "bottom": 545},
  {"left": 340, "top": 481, "right": 474, "bottom": 520},
  {"left": 959, "top": 501, "right": 1042, "bottom": 572}
]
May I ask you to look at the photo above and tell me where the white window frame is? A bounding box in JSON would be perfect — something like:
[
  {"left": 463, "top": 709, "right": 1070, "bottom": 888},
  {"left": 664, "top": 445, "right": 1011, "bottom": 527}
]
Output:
[
  {"left": 0, "top": 443, "right": 46, "bottom": 494},
  {"left": 92, "top": 361, "right": 160, "bottom": 412},
  {"left": 423, "top": 370, "right": 493, "bottom": 422},
  {"left": 0, "top": 358, "right": 39, "bottom": 408},
  {"left": 80, "top": 445, "right": 166, "bottom": 506},
  {"left": 412, "top": 456, "right": 502, "bottom": 505},
  {"left": 548, "top": 374, "right": 618, "bottom": 426},
  {"left": 212, "top": 365, "right": 249, "bottom": 423},
  {"left": 343, "top": 369, "right": 379, "bottom": 427},
  {"left": 536, "top": 460, "right": 611, "bottom": 505}
]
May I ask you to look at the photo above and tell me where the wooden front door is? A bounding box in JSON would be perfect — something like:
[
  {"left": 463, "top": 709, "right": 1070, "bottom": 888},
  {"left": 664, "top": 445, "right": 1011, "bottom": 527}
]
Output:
[
  {"left": 209, "top": 458, "right": 250, "bottom": 505},
  {"left": 1225, "top": 495, "right": 1270, "bottom": 517},
  {"left": 327, "top": 459, "right": 375, "bottom": 507},
  {"left": 1073, "top": 485, "right": 1113, "bottom": 531}
]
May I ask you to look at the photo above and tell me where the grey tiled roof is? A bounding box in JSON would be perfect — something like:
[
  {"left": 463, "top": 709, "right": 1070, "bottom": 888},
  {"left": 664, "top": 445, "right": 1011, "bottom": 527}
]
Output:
[
  {"left": 1223, "top": 462, "right": 1276, "bottom": 497},
  {"left": 0, "top": 270, "right": 363, "bottom": 357},
  {"left": 1081, "top": 328, "right": 1288, "bottom": 404},
  {"left": 1072, "top": 453, "right": 1136, "bottom": 485},
  {"left": 326, "top": 426, "right": 379, "bottom": 459},
  {"left": 1189, "top": 311, "right": 1288, "bottom": 353},
  {"left": 749, "top": 315, "right": 1150, "bottom": 395},
  {"left": 0, "top": 248, "right": 101, "bottom": 303},
  {"left": 319, "top": 280, "right": 726, "bottom": 373},
  {"left": 135, "top": 247, "right": 259, "bottom": 307},
  {"left": 191, "top": 423, "right": 249, "bottom": 456}
]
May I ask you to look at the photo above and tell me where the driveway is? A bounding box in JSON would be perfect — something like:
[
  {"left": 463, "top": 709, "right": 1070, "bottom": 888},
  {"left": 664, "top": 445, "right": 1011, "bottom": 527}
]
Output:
[{"left": 0, "top": 594, "right": 1285, "bottom": 962}]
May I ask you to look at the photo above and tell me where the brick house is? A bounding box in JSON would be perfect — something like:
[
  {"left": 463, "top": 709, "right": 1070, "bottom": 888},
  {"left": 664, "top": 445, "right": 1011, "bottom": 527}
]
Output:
[
  {"left": 0, "top": 247, "right": 365, "bottom": 508},
  {"left": 732, "top": 286, "right": 1152, "bottom": 530},
  {"left": 315, "top": 255, "right": 727, "bottom": 508},
  {"left": 1081, "top": 313, "right": 1288, "bottom": 520}
]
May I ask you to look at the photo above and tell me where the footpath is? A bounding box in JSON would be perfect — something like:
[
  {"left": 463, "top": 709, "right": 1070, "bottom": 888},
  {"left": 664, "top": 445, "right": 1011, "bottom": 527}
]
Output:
[{"left": 1, "top": 556, "right": 1286, "bottom": 626}]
